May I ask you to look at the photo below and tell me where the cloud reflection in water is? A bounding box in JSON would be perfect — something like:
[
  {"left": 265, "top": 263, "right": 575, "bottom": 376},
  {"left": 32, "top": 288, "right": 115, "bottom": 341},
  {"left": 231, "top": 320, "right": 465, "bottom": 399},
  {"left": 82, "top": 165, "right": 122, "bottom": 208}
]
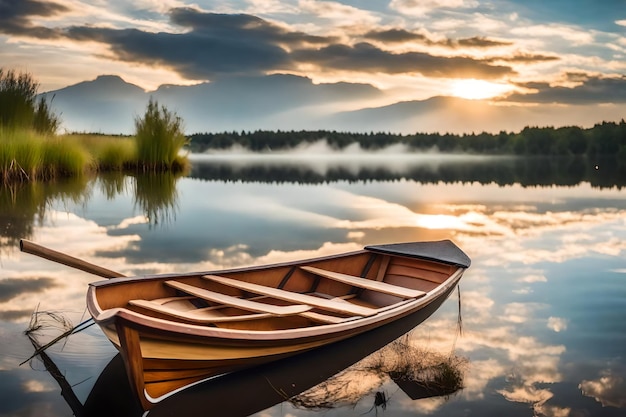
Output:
[{"left": 0, "top": 158, "right": 624, "bottom": 416}]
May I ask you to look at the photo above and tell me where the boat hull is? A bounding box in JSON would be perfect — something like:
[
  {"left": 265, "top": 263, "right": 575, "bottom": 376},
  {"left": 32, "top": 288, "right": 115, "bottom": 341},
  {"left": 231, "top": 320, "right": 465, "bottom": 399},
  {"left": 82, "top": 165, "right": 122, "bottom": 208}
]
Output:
[{"left": 86, "top": 240, "right": 469, "bottom": 409}]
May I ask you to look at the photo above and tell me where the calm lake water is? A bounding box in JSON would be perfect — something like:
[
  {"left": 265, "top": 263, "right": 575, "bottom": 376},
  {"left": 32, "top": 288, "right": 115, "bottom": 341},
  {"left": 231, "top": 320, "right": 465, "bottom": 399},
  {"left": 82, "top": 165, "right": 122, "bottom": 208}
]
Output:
[{"left": 0, "top": 152, "right": 625, "bottom": 416}]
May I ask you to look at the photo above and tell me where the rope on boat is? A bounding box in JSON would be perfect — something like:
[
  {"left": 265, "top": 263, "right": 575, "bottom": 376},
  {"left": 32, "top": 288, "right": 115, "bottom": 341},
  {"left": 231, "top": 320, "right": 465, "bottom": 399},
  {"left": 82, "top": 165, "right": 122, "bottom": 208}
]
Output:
[{"left": 457, "top": 284, "right": 463, "bottom": 336}]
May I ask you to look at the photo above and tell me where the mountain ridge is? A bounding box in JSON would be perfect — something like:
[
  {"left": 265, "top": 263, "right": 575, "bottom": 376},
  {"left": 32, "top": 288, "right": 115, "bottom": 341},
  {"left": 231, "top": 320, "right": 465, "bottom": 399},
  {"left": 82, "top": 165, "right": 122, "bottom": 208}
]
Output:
[{"left": 41, "top": 74, "right": 625, "bottom": 135}]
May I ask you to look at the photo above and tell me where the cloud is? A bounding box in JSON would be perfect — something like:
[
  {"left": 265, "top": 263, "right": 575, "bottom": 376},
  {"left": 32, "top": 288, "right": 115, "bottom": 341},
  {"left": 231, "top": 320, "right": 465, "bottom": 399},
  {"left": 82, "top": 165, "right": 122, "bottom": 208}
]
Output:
[
  {"left": 457, "top": 36, "right": 512, "bottom": 48},
  {"left": 511, "top": 23, "right": 594, "bottom": 46},
  {"left": 167, "top": 8, "right": 328, "bottom": 47},
  {"left": 363, "top": 28, "right": 429, "bottom": 43},
  {"left": 390, "top": 0, "right": 479, "bottom": 15},
  {"left": 493, "top": 52, "right": 560, "bottom": 64},
  {"left": 0, "top": 309, "right": 34, "bottom": 321},
  {"left": 64, "top": 9, "right": 307, "bottom": 79},
  {"left": 4, "top": 5, "right": 513, "bottom": 81},
  {"left": 547, "top": 317, "right": 568, "bottom": 332},
  {"left": 297, "top": 0, "right": 380, "bottom": 26},
  {"left": 579, "top": 372, "right": 626, "bottom": 408},
  {"left": 503, "top": 302, "right": 546, "bottom": 323},
  {"left": 0, "top": 0, "right": 68, "bottom": 38},
  {"left": 517, "top": 273, "right": 547, "bottom": 283},
  {"left": 0, "top": 277, "right": 57, "bottom": 303},
  {"left": 292, "top": 42, "right": 514, "bottom": 79},
  {"left": 506, "top": 74, "right": 626, "bottom": 104},
  {"left": 364, "top": 29, "right": 512, "bottom": 49}
]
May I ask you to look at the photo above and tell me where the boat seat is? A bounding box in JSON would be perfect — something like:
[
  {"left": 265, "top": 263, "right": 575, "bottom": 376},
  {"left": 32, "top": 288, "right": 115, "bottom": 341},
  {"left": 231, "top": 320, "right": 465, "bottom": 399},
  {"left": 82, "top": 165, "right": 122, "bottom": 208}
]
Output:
[
  {"left": 202, "top": 275, "right": 378, "bottom": 317},
  {"left": 300, "top": 266, "right": 426, "bottom": 299},
  {"left": 165, "top": 281, "right": 313, "bottom": 316},
  {"left": 129, "top": 299, "right": 276, "bottom": 323},
  {"left": 299, "top": 311, "right": 357, "bottom": 324}
]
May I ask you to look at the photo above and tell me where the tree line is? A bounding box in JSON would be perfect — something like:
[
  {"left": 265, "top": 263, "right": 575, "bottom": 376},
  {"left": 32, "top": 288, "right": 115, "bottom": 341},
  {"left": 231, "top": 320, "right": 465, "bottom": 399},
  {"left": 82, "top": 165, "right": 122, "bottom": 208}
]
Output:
[{"left": 188, "top": 122, "right": 626, "bottom": 158}]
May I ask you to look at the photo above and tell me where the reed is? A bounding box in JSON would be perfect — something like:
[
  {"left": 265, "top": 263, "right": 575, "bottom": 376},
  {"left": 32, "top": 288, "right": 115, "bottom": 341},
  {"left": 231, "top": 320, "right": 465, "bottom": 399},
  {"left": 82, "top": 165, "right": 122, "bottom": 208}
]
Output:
[
  {"left": 72, "top": 134, "right": 136, "bottom": 171},
  {"left": 0, "top": 129, "right": 43, "bottom": 182},
  {"left": 41, "top": 136, "right": 92, "bottom": 179},
  {"left": 134, "top": 98, "right": 188, "bottom": 171},
  {"left": 1, "top": 128, "right": 189, "bottom": 183}
]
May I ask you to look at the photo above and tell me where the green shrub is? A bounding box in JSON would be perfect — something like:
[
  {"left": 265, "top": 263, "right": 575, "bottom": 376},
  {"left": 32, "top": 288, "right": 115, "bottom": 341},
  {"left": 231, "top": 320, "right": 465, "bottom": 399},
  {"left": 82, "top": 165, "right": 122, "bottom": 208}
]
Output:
[
  {"left": 0, "top": 69, "right": 37, "bottom": 130},
  {"left": 0, "top": 69, "right": 60, "bottom": 134},
  {"left": 134, "top": 98, "right": 188, "bottom": 171}
]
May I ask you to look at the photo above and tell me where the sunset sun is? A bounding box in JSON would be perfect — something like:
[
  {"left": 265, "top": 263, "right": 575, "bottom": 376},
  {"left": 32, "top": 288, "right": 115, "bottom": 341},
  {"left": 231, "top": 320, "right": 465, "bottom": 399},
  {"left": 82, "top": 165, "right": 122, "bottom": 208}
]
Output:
[{"left": 450, "top": 79, "right": 513, "bottom": 100}]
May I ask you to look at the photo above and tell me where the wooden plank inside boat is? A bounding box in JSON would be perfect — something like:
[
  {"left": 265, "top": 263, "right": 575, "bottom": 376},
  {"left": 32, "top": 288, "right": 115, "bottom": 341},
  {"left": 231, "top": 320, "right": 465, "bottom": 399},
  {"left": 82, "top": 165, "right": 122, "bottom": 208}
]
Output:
[
  {"left": 128, "top": 299, "right": 277, "bottom": 323},
  {"left": 165, "top": 281, "right": 313, "bottom": 316},
  {"left": 300, "top": 266, "right": 426, "bottom": 298},
  {"left": 202, "top": 275, "right": 378, "bottom": 317}
]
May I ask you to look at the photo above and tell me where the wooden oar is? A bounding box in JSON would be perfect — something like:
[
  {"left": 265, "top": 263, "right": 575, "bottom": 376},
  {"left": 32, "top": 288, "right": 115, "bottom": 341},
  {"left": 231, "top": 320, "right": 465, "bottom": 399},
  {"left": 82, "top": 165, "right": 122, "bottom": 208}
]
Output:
[
  {"left": 19, "top": 239, "right": 125, "bottom": 365},
  {"left": 20, "top": 239, "right": 125, "bottom": 279}
]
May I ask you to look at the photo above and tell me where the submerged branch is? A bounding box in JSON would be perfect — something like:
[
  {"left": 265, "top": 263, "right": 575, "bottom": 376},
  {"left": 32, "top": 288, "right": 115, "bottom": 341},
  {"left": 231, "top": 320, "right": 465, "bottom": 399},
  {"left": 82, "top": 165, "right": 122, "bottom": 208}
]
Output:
[{"left": 22, "top": 308, "right": 95, "bottom": 366}]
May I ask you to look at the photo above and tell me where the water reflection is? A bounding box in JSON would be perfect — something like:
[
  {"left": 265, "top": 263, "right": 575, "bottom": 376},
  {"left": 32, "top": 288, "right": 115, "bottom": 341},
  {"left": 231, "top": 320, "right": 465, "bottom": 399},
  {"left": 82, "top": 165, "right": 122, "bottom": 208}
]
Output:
[
  {"left": 0, "top": 172, "right": 182, "bottom": 254},
  {"left": 189, "top": 154, "right": 625, "bottom": 188},
  {"left": 0, "top": 155, "right": 625, "bottom": 416},
  {"left": 0, "top": 179, "right": 89, "bottom": 254},
  {"left": 26, "top": 301, "right": 466, "bottom": 417},
  {"left": 290, "top": 337, "right": 467, "bottom": 411}
]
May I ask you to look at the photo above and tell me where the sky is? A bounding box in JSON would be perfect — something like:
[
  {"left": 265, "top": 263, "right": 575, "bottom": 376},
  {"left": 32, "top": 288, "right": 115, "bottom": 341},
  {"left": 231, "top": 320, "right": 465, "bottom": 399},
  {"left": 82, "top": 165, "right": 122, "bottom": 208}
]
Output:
[{"left": 1, "top": 0, "right": 626, "bottom": 132}]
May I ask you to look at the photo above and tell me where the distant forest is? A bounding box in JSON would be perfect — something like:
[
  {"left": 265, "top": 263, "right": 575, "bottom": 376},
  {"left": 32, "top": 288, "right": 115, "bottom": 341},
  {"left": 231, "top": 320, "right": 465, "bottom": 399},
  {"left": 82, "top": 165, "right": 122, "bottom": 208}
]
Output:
[{"left": 188, "top": 120, "right": 626, "bottom": 158}]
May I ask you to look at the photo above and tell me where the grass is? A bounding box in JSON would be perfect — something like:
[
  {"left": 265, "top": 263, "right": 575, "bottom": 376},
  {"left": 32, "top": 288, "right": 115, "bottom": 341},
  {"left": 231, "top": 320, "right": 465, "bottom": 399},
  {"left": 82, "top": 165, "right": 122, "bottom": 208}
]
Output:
[
  {"left": 41, "top": 136, "right": 93, "bottom": 178},
  {"left": 1, "top": 70, "right": 188, "bottom": 182},
  {"left": 1, "top": 129, "right": 44, "bottom": 182},
  {"left": 1, "top": 79, "right": 189, "bottom": 182},
  {"left": 72, "top": 133, "right": 136, "bottom": 171},
  {"left": 0, "top": 129, "right": 189, "bottom": 184}
]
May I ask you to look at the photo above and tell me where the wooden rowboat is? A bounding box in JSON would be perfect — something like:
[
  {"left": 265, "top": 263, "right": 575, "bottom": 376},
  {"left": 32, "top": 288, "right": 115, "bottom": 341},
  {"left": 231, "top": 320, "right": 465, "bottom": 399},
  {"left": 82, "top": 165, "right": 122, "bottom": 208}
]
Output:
[{"left": 21, "top": 239, "right": 470, "bottom": 410}]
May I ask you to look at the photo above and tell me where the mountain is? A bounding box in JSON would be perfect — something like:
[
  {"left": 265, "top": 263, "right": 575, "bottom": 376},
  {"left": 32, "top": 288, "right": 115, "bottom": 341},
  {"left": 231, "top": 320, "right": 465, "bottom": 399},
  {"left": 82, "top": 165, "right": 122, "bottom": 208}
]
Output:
[
  {"left": 42, "top": 74, "right": 384, "bottom": 134},
  {"left": 42, "top": 75, "right": 145, "bottom": 133},
  {"left": 41, "top": 74, "right": 626, "bottom": 135}
]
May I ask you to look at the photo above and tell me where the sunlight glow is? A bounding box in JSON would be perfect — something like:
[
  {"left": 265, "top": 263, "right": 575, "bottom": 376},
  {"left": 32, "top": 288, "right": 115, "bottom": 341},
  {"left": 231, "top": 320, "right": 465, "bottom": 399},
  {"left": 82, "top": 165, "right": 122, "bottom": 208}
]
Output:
[{"left": 450, "top": 79, "right": 514, "bottom": 100}]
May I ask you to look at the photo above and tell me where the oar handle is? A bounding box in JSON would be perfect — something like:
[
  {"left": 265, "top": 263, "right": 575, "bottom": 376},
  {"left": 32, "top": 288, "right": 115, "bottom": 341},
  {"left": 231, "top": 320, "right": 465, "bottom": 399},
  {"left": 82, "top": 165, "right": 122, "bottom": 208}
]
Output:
[{"left": 20, "top": 239, "right": 125, "bottom": 279}]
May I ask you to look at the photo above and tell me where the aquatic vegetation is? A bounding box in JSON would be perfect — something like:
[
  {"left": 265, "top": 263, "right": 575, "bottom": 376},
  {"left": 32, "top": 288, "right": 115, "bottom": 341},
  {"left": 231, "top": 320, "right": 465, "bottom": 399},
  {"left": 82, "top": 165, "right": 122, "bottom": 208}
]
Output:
[
  {"left": 0, "top": 129, "right": 189, "bottom": 183},
  {"left": 74, "top": 134, "right": 136, "bottom": 171},
  {"left": 41, "top": 136, "right": 92, "bottom": 178},
  {"left": 0, "top": 69, "right": 188, "bottom": 183},
  {"left": 134, "top": 98, "right": 189, "bottom": 172}
]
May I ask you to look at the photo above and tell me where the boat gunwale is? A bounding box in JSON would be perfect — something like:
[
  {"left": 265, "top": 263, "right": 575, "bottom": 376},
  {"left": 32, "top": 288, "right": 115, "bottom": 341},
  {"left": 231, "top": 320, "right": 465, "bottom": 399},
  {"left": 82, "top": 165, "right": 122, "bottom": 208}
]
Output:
[{"left": 89, "top": 249, "right": 370, "bottom": 289}]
